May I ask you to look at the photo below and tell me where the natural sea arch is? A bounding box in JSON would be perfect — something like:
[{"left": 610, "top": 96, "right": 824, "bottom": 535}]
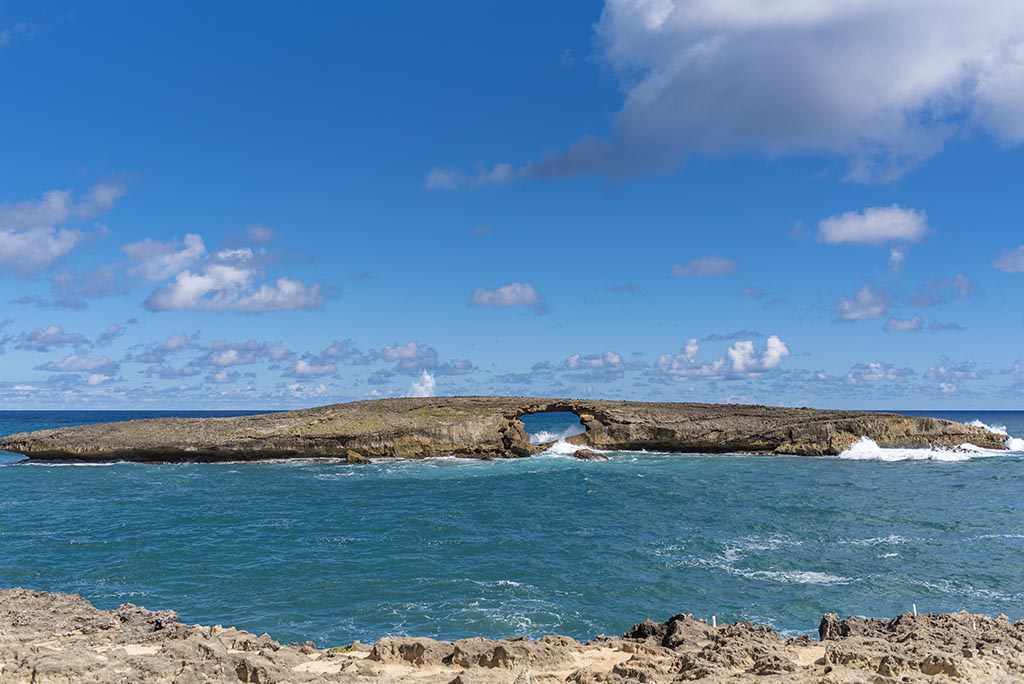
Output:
[{"left": 518, "top": 410, "right": 586, "bottom": 445}]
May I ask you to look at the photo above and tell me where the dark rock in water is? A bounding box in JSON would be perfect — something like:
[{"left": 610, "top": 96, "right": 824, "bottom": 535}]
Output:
[
  {"left": 0, "top": 396, "right": 1005, "bottom": 463},
  {"left": 344, "top": 449, "right": 371, "bottom": 464},
  {"left": 573, "top": 449, "right": 609, "bottom": 461}
]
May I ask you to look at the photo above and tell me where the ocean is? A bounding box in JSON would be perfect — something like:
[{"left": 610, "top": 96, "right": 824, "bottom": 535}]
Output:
[{"left": 1, "top": 409, "right": 1022, "bottom": 646}]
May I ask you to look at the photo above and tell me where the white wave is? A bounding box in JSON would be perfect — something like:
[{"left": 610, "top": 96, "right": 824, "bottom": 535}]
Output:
[
  {"left": 538, "top": 439, "right": 584, "bottom": 455},
  {"left": 844, "top": 534, "right": 908, "bottom": 547},
  {"left": 965, "top": 419, "right": 1024, "bottom": 451},
  {"left": 735, "top": 569, "right": 851, "bottom": 585},
  {"left": 968, "top": 419, "right": 1008, "bottom": 435},
  {"left": 529, "top": 425, "right": 585, "bottom": 445},
  {"left": 835, "top": 436, "right": 1002, "bottom": 462},
  {"left": 535, "top": 439, "right": 614, "bottom": 458}
]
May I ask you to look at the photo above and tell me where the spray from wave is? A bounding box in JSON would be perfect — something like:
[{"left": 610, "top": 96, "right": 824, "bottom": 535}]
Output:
[
  {"left": 529, "top": 425, "right": 585, "bottom": 445},
  {"left": 836, "top": 436, "right": 1005, "bottom": 462},
  {"left": 966, "top": 420, "right": 1024, "bottom": 451}
]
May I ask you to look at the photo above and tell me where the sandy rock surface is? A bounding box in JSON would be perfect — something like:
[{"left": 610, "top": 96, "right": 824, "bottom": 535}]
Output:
[
  {"left": 0, "top": 396, "right": 1004, "bottom": 462},
  {"left": 3, "top": 588, "right": 1024, "bottom": 683}
]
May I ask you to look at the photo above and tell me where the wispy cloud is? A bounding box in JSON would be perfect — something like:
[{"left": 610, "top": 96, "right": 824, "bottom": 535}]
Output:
[
  {"left": 0, "top": 184, "right": 124, "bottom": 277},
  {"left": 837, "top": 285, "right": 887, "bottom": 321},
  {"left": 994, "top": 245, "right": 1024, "bottom": 272},
  {"left": 671, "top": 256, "right": 737, "bottom": 277}
]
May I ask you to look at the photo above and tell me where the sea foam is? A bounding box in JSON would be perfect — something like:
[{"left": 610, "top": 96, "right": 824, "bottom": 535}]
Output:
[
  {"left": 529, "top": 425, "right": 586, "bottom": 445},
  {"left": 835, "top": 436, "right": 998, "bottom": 462},
  {"left": 966, "top": 419, "right": 1024, "bottom": 451}
]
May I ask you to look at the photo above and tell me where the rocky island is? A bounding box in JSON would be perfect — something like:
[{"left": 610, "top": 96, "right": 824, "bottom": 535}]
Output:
[
  {"left": 3, "top": 588, "right": 1024, "bottom": 683},
  {"left": 0, "top": 396, "right": 1004, "bottom": 462}
]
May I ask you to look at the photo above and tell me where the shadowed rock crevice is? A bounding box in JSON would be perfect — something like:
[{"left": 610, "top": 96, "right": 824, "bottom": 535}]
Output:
[{"left": 0, "top": 396, "right": 1005, "bottom": 462}]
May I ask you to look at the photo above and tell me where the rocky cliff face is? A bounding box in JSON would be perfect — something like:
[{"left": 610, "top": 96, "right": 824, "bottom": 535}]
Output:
[
  {"left": 0, "top": 396, "right": 1005, "bottom": 462},
  {"left": 3, "top": 588, "right": 1024, "bottom": 683}
]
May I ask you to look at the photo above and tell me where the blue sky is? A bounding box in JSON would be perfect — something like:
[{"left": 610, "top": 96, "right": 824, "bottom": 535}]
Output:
[{"left": 2, "top": 0, "right": 1023, "bottom": 409}]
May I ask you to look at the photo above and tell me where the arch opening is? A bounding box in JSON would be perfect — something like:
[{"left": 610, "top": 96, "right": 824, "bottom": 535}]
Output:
[{"left": 519, "top": 411, "right": 586, "bottom": 445}]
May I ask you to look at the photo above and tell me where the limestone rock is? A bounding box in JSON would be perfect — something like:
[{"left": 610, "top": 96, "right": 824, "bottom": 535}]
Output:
[
  {"left": 0, "top": 396, "right": 1004, "bottom": 463},
  {"left": 344, "top": 449, "right": 371, "bottom": 464},
  {"left": 4, "top": 589, "right": 1024, "bottom": 683}
]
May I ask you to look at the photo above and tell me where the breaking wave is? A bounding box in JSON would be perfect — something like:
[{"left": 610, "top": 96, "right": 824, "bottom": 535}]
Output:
[
  {"left": 529, "top": 425, "right": 586, "bottom": 445},
  {"left": 835, "top": 436, "right": 1002, "bottom": 462},
  {"left": 966, "top": 419, "right": 1024, "bottom": 451}
]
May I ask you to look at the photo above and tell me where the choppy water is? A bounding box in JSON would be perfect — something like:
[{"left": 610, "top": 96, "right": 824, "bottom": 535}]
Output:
[{"left": 1, "top": 409, "right": 1023, "bottom": 645}]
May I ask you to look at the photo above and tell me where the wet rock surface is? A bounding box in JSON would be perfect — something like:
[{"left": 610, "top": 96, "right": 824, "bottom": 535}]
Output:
[
  {"left": 0, "top": 396, "right": 1004, "bottom": 462},
  {"left": 4, "top": 589, "right": 1024, "bottom": 683}
]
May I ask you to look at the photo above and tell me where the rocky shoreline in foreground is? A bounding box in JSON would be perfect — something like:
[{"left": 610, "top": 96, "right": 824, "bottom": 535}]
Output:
[
  {"left": 3, "top": 589, "right": 1023, "bottom": 683},
  {"left": 0, "top": 396, "right": 1005, "bottom": 462}
]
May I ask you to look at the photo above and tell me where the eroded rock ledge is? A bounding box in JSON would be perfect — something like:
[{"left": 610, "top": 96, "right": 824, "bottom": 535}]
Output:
[
  {"left": 0, "top": 396, "right": 1004, "bottom": 462},
  {"left": 3, "top": 588, "right": 1024, "bottom": 683}
]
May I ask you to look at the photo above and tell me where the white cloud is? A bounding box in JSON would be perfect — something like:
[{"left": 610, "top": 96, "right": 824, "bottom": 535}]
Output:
[
  {"left": 408, "top": 370, "right": 436, "bottom": 397},
  {"left": 884, "top": 316, "right": 923, "bottom": 333},
  {"left": 424, "top": 164, "right": 519, "bottom": 191},
  {"left": 563, "top": 351, "right": 640, "bottom": 382},
  {"left": 198, "top": 340, "right": 292, "bottom": 368},
  {"left": 994, "top": 245, "right": 1024, "bottom": 272},
  {"left": 837, "top": 285, "right": 887, "bottom": 320},
  {"left": 95, "top": 324, "right": 126, "bottom": 347},
  {"left": 911, "top": 273, "right": 978, "bottom": 307},
  {"left": 888, "top": 247, "right": 906, "bottom": 271},
  {"left": 380, "top": 342, "right": 423, "bottom": 362},
  {"left": 287, "top": 382, "right": 329, "bottom": 399},
  {"left": 0, "top": 184, "right": 124, "bottom": 277},
  {"left": 470, "top": 282, "right": 546, "bottom": 312},
  {"left": 424, "top": 167, "right": 461, "bottom": 190},
  {"left": 846, "top": 362, "right": 914, "bottom": 385},
  {"left": 368, "top": 341, "right": 473, "bottom": 378},
  {"left": 455, "top": 1, "right": 1024, "bottom": 184},
  {"left": 0, "top": 227, "right": 82, "bottom": 276},
  {"left": 566, "top": 351, "right": 623, "bottom": 370},
  {"left": 15, "top": 325, "right": 88, "bottom": 352},
  {"left": 291, "top": 358, "right": 337, "bottom": 378},
  {"left": 124, "top": 233, "right": 206, "bottom": 281},
  {"left": 925, "top": 357, "right": 983, "bottom": 393},
  {"left": 818, "top": 206, "right": 927, "bottom": 245},
  {"left": 672, "top": 256, "right": 737, "bottom": 277},
  {"left": 656, "top": 334, "right": 789, "bottom": 381},
  {"left": 141, "top": 245, "right": 325, "bottom": 312},
  {"left": 36, "top": 353, "right": 119, "bottom": 374}
]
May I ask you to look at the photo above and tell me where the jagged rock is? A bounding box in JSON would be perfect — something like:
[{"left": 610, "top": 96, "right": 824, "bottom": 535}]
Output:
[
  {"left": 573, "top": 449, "right": 609, "bottom": 461},
  {"left": 0, "top": 396, "right": 1004, "bottom": 462},
  {"left": 368, "top": 637, "right": 450, "bottom": 666},
  {"left": 819, "top": 613, "right": 846, "bottom": 640},
  {"left": 4, "top": 590, "right": 1024, "bottom": 683},
  {"left": 344, "top": 449, "right": 371, "bottom": 464}
]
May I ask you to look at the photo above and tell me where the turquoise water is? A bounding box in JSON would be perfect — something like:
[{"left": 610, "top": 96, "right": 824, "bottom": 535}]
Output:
[{"left": 1, "top": 409, "right": 1023, "bottom": 645}]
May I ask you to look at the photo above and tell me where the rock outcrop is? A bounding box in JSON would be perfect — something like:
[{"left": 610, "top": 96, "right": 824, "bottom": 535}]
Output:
[
  {"left": 3, "top": 588, "right": 1024, "bottom": 683},
  {"left": 0, "top": 396, "right": 1005, "bottom": 462}
]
